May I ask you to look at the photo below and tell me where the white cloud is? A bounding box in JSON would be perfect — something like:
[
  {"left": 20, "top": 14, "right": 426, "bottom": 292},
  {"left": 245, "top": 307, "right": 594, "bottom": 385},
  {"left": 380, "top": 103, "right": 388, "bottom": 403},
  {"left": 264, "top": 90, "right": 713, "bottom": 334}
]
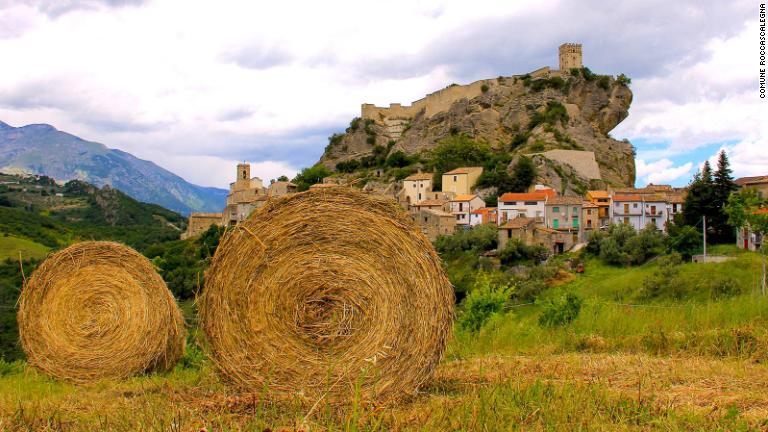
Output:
[
  {"left": 0, "top": 0, "right": 763, "bottom": 188},
  {"left": 636, "top": 159, "right": 694, "bottom": 185}
]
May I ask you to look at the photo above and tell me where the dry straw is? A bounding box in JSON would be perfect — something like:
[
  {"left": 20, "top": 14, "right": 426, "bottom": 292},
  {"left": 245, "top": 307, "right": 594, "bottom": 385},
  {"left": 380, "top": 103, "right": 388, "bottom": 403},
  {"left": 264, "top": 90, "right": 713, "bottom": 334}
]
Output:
[
  {"left": 200, "top": 186, "right": 454, "bottom": 401},
  {"left": 18, "top": 241, "right": 185, "bottom": 383}
]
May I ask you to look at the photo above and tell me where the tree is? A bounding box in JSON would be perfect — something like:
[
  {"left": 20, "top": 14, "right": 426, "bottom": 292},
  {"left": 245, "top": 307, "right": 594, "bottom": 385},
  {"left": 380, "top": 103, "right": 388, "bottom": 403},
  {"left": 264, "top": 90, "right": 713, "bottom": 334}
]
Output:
[
  {"left": 666, "top": 219, "right": 701, "bottom": 259},
  {"left": 292, "top": 164, "right": 331, "bottom": 191},
  {"left": 509, "top": 156, "right": 537, "bottom": 192},
  {"left": 428, "top": 135, "right": 492, "bottom": 190},
  {"left": 711, "top": 150, "right": 738, "bottom": 241},
  {"left": 276, "top": 175, "right": 289, "bottom": 182},
  {"left": 683, "top": 152, "right": 738, "bottom": 243}
]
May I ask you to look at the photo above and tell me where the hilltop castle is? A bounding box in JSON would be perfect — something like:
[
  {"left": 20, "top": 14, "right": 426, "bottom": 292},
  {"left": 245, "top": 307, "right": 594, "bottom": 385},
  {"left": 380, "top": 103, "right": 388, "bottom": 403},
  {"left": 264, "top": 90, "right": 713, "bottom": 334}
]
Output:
[{"left": 360, "top": 43, "right": 584, "bottom": 127}]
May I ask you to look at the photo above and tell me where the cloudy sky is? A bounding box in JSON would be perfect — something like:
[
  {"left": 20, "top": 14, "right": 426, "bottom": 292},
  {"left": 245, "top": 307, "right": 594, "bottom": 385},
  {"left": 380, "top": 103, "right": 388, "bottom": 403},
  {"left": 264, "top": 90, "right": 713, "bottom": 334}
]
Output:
[{"left": 0, "top": 0, "right": 764, "bottom": 188}]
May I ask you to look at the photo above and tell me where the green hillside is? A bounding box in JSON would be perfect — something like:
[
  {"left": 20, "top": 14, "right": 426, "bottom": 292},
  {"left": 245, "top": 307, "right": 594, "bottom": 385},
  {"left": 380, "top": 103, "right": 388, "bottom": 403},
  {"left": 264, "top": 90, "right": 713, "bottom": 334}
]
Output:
[
  {"left": 0, "top": 172, "right": 189, "bottom": 360},
  {"left": 0, "top": 236, "right": 49, "bottom": 260}
]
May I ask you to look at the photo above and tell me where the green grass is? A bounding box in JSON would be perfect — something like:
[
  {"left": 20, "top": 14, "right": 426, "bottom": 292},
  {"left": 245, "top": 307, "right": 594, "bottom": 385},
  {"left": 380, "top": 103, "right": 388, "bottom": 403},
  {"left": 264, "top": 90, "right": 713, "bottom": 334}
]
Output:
[
  {"left": 0, "top": 235, "right": 50, "bottom": 260},
  {"left": 450, "top": 250, "right": 768, "bottom": 360}
]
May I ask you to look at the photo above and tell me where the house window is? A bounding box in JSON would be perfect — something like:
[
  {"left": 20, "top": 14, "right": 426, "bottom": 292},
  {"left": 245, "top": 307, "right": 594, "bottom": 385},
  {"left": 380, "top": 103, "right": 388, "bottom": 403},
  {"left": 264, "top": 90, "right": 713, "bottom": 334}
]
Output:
[
  {"left": 553, "top": 219, "right": 559, "bottom": 229},
  {"left": 524, "top": 201, "right": 537, "bottom": 205},
  {"left": 650, "top": 205, "right": 656, "bottom": 215},
  {"left": 459, "top": 203, "right": 464, "bottom": 211},
  {"left": 456, "top": 215, "right": 460, "bottom": 221},
  {"left": 553, "top": 207, "right": 560, "bottom": 213},
  {"left": 418, "top": 193, "right": 422, "bottom": 200},
  {"left": 623, "top": 217, "right": 629, "bottom": 225},
  {"left": 453, "top": 175, "right": 457, "bottom": 182},
  {"left": 633, "top": 203, "right": 638, "bottom": 208},
  {"left": 573, "top": 207, "right": 578, "bottom": 213},
  {"left": 423, "top": 217, "right": 428, "bottom": 223},
  {"left": 506, "top": 201, "right": 517, "bottom": 206},
  {"left": 624, "top": 204, "right": 629, "bottom": 213},
  {"left": 573, "top": 218, "right": 579, "bottom": 228},
  {"left": 587, "top": 209, "right": 592, "bottom": 215}
]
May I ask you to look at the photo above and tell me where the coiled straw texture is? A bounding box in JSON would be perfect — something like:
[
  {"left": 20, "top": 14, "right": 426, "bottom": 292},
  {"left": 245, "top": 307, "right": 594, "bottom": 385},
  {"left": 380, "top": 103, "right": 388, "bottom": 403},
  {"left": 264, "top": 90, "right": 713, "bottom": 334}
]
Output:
[
  {"left": 200, "top": 187, "right": 454, "bottom": 401},
  {"left": 18, "top": 241, "right": 185, "bottom": 383}
]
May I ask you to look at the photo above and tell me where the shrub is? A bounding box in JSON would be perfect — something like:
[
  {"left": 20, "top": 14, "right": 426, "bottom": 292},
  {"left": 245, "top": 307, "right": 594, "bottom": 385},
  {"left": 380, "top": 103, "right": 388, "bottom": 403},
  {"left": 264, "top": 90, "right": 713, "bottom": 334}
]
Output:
[
  {"left": 581, "top": 67, "right": 596, "bottom": 81},
  {"left": 539, "top": 293, "right": 583, "bottom": 327},
  {"left": 481, "top": 83, "right": 490, "bottom": 93},
  {"left": 335, "top": 159, "right": 360, "bottom": 173},
  {"left": 597, "top": 75, "right": 610, "bottom": 90},
  {"left": 570, "top": 68, "right": 581, "bottom": 77},
  {"left": 384, "top": 150, "right": 411, "bottom": 168},
  {"left": 392, "top": 166, "right": 417, "bottom": 181},
  {"left": 458, "top": 275, "right": 513, "bottom": 332},
  {"left": 347, "top": 117, "right": 361, "bottom": 132},
  {"left": 640, "top": 253, "right": 684, "bottom": 299},
  {"left": 617, "top": 73, "right": 631, "bottom": 86},
  {"left": 499, "top": 239, "right": 549, "bottom": 266},
  {"left": 509, "top": 132, "right": 530, "bottom": 151},
  {"left": 292, "top": 164, "right": 331, "bottom": 191},
  {"left": 328, "top": 133, "right": 345, "bottom": 147},
  {"left": 529, "top": 101, "right": 569, "bottom": 130},
  {"left": 591, "top": 223, "right": 665, "bottom": 266},
  {"left": 435, "top": 224, "right": 497, "bottom": 259}
]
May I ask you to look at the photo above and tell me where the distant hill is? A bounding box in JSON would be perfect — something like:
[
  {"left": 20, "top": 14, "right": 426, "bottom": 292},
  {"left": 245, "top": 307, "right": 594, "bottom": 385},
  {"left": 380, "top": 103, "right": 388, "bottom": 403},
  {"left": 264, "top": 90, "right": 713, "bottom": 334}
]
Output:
[
  {"left": 0, "top": 121, "right": 227, "bottom": 215},
  {"left": 0, "top": 172, "right": 187, "bottom": 252}
]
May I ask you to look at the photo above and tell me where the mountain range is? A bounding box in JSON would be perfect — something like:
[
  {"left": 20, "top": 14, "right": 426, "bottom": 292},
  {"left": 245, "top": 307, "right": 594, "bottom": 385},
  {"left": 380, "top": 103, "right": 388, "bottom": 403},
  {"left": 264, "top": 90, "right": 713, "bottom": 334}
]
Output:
[{"left": 0, "top": 120, "right": 226, "bottom": 215}]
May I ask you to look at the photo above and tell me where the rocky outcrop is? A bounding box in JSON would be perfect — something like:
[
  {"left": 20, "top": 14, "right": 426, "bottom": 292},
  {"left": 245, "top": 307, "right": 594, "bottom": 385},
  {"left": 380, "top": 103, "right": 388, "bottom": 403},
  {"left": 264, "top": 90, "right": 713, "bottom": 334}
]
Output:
[{"left": 320, "top": 70, "right": 635, "bottom": 194}]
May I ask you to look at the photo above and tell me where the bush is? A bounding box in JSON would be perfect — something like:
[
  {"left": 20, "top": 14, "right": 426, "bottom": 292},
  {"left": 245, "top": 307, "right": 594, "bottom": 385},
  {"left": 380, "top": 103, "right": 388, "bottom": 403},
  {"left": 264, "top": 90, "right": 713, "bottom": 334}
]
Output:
[
  {"left": 435, "top": 224, "right": 497, "bottom": 259},
  {"left": 458, "top": 275, "right": 513, "bottom": 332},
  {"left": 529, "top": 101, "right": 569, "bottom": 130},
  {"left": 481, "top": 83, "right": 490, "bottom": 93},
  {"left": 597, "top": 75, "right": 610, "bottom": 90},
  {"left": 328, "top": 133, "right": 345, "bottom": 147},
  {"left": 499, "top": 239, "right": 549, "bottom": 266},
  {"left": 581, "top": 67, "right": 596, "bottom": 81},
  {"left": 292, "top": 164, "right": 331, "bottom": 191},
  {"left": 590, "top": 223, "right": 665, "bottom": 266},
  {"left": 539, "top": 293, "right": 583, "bottom": 327},
  {"left": 640, "top": 253, "right": 684, "bottom": 300},
  {"left": 347, "top": 117, "right": 361, "bottom": 132},
  {"left": 667, "top": 222, "right": 701, "bottom": 259},
  {"left": 384, "top": 150, "right": 411, "bottom": 168},
  {"left": 617, "top": 73, "right": 631, "bottom": 86},
  {"left": 335, "top": 159, "right": 360, "bottom": 173}
]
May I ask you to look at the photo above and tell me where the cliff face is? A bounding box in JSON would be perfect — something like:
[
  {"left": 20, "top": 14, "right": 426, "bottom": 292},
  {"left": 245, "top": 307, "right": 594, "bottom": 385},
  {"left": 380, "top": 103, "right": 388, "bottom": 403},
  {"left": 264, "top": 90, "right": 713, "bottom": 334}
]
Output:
[{"left": 320, "top": 69, "right": 635, "bottom": 194}]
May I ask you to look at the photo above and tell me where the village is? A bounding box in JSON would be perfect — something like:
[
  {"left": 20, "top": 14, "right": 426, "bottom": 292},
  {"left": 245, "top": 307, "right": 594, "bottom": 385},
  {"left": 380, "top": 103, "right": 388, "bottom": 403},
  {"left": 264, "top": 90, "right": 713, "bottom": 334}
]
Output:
[{"left": 182, "top": 162, "right": 768, "bottom": 256}]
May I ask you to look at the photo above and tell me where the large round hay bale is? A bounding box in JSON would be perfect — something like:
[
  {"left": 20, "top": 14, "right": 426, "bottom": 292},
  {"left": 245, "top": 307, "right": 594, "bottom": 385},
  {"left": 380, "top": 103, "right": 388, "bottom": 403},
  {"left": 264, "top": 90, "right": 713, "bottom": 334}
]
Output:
[
  {"left": 200, "top": 187, "right": 454, "bottom": 401},
  {"left": 18, "top": 241, "right": 185, "bottom": 383}
]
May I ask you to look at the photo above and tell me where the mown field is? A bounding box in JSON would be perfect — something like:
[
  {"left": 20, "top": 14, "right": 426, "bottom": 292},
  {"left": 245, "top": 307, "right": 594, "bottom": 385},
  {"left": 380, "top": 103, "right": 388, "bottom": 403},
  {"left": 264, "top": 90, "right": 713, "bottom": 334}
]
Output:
[
  {"left": 0, "top": 236, "right": 50, "bottom": 261},
  {"left": 1, "top": 246, "right": 767, "bottom": 431}
]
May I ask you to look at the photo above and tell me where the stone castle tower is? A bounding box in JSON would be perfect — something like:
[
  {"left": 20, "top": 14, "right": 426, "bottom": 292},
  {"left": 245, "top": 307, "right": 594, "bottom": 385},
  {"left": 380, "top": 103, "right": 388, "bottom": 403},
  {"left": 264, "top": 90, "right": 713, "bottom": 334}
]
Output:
[
  {"left": 236, "top": 162, "right": 250, "bottom": 188},
  {"left": 558, "top": 43, "right": 583, "bottom": 71}
]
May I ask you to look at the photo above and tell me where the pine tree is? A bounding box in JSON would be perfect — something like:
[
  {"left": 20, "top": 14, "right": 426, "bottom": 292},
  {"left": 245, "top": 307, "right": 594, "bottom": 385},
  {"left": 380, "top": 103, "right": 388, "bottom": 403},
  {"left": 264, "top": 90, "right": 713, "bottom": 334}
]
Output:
[{"left": 712, "top": 150, "right": 738, "bottom": 241}]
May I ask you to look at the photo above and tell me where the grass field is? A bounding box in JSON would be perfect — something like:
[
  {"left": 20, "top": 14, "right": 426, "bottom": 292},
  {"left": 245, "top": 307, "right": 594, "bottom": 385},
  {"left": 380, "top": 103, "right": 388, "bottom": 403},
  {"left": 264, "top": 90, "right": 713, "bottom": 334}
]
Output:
[
  {"left": 1, "top": 247, "right": 767, "bottom": 430},
  {"left": 0, "top": 235, "right": 50, "bottom": 260}
]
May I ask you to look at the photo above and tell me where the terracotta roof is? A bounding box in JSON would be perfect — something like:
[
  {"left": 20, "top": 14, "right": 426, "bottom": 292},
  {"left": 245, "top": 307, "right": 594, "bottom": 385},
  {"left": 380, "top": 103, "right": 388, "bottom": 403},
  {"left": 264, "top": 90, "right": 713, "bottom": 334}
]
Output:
[
  {"left": 499, "top": 189, "right": 556, "bottom": 202},
  {"left": 444, "top": 167, "right": 482, "bottom": 175},
  {"left": 413, "top": 199, "right": 447, "bottom": 207},
  {"left": 422, "top": 208, "right": 452, "bottom": 217},
  {"left": 404, "top": 173, "right": 434, "bottom": 181},
  {"left": 546, "top": 196, "right": 583, "bottom": 205},
  {"left": 612, "top": 194, "right": 643, "bottom": 202},
  {"left": 735, "top": 176, "right": 768, "bottom": 186},
  {"left": 471, "top": 207, "right": 496, "bottom": 215},
  {"left": 500, "top": 217, "right": 535, "bottom": 229},
  {"left": 582, "top": 202, "right": 599, "bottom": 208},
  {"left": 753, "top": 208, "right": 768, "bottom": 215},
  {"left": 452, "top": 194, "right": 479, "bottom": 202},
  {"left": 587, "top": 190, "right": 609, "bottom": 199},
  {"left": 666, "top": 193, "right": 685, "bottom": 203}
]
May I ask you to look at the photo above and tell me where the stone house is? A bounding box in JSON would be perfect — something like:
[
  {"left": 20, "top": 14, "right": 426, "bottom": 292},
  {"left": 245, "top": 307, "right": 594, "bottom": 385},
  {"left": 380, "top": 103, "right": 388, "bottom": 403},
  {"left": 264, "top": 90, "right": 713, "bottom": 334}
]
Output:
[
  {"left": 442, "top": 167, "right": 483, "bottom": 196},
  {"left": 409, "top": 198, "right": 450, "bottom": 217},
  {"left": 181, "top": 212, "right": 223, "bottom": 240},
  {"left": 268, "top": 180, "right": 297, "bottom": 197},
  {"left": 401, "top": 172, "right": 434, "bottom": 208},
  {"left": 586, "top": 190, "right": 611, "bottom": 228},
  {"left": 545, "top": 196, "right": 584, "bottom": 243},
  {"left": 535, "top": 227, "right": 576, "bottom": 254},
  {"left": 497, "top": 217, "right": 537, "bottom": 250},
  {"left": 735, "top": 176, "right": 768, "bottom": 199},
  {"left": 470, "top": 207, "right": 497, "bottom": 227},
  {"left": 450, "top": 194, "right": 485, "bottom": 228},
  {"left": 582, "top": 201, "right": 599, "bottom": 232},
  {"left": 416, "top": 208, "right": 456, "bottom": 242},
  {"left": 497, "top": 189, "right": 556, "bottom": 225}
]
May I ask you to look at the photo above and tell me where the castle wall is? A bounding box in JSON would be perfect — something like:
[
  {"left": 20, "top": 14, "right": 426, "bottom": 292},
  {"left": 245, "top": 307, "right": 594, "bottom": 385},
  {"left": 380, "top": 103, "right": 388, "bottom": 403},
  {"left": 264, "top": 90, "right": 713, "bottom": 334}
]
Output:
[{"left": 362, "top": 79, "right": 488, "bottom": 123}]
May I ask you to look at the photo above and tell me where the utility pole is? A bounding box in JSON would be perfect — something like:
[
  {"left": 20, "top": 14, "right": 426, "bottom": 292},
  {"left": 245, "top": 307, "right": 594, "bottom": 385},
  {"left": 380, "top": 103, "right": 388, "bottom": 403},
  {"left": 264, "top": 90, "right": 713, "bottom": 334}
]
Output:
[{"left": 702, "top": 216, "right": 707, "bottom": 257}]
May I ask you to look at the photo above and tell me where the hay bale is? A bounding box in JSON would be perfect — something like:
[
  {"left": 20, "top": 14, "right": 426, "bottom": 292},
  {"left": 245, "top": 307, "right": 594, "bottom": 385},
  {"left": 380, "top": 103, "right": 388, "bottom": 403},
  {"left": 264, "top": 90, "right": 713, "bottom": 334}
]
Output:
[
  {"left": 200, "top": 187, "right": 454, "bottom": 401},
  {"left": 18, "top": 241, "right": 185, "bottom": 383}
]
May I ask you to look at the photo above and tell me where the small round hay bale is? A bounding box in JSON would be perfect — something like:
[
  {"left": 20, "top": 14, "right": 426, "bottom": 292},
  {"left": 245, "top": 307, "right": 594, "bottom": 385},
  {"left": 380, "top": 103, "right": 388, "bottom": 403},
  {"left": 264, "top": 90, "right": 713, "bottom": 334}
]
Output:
[
  {"left": 18, "top": 241, "right": 185, "bottom": 383},
  {"left": 200, "top": 187, "right": 454, "bottom": 401}
]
